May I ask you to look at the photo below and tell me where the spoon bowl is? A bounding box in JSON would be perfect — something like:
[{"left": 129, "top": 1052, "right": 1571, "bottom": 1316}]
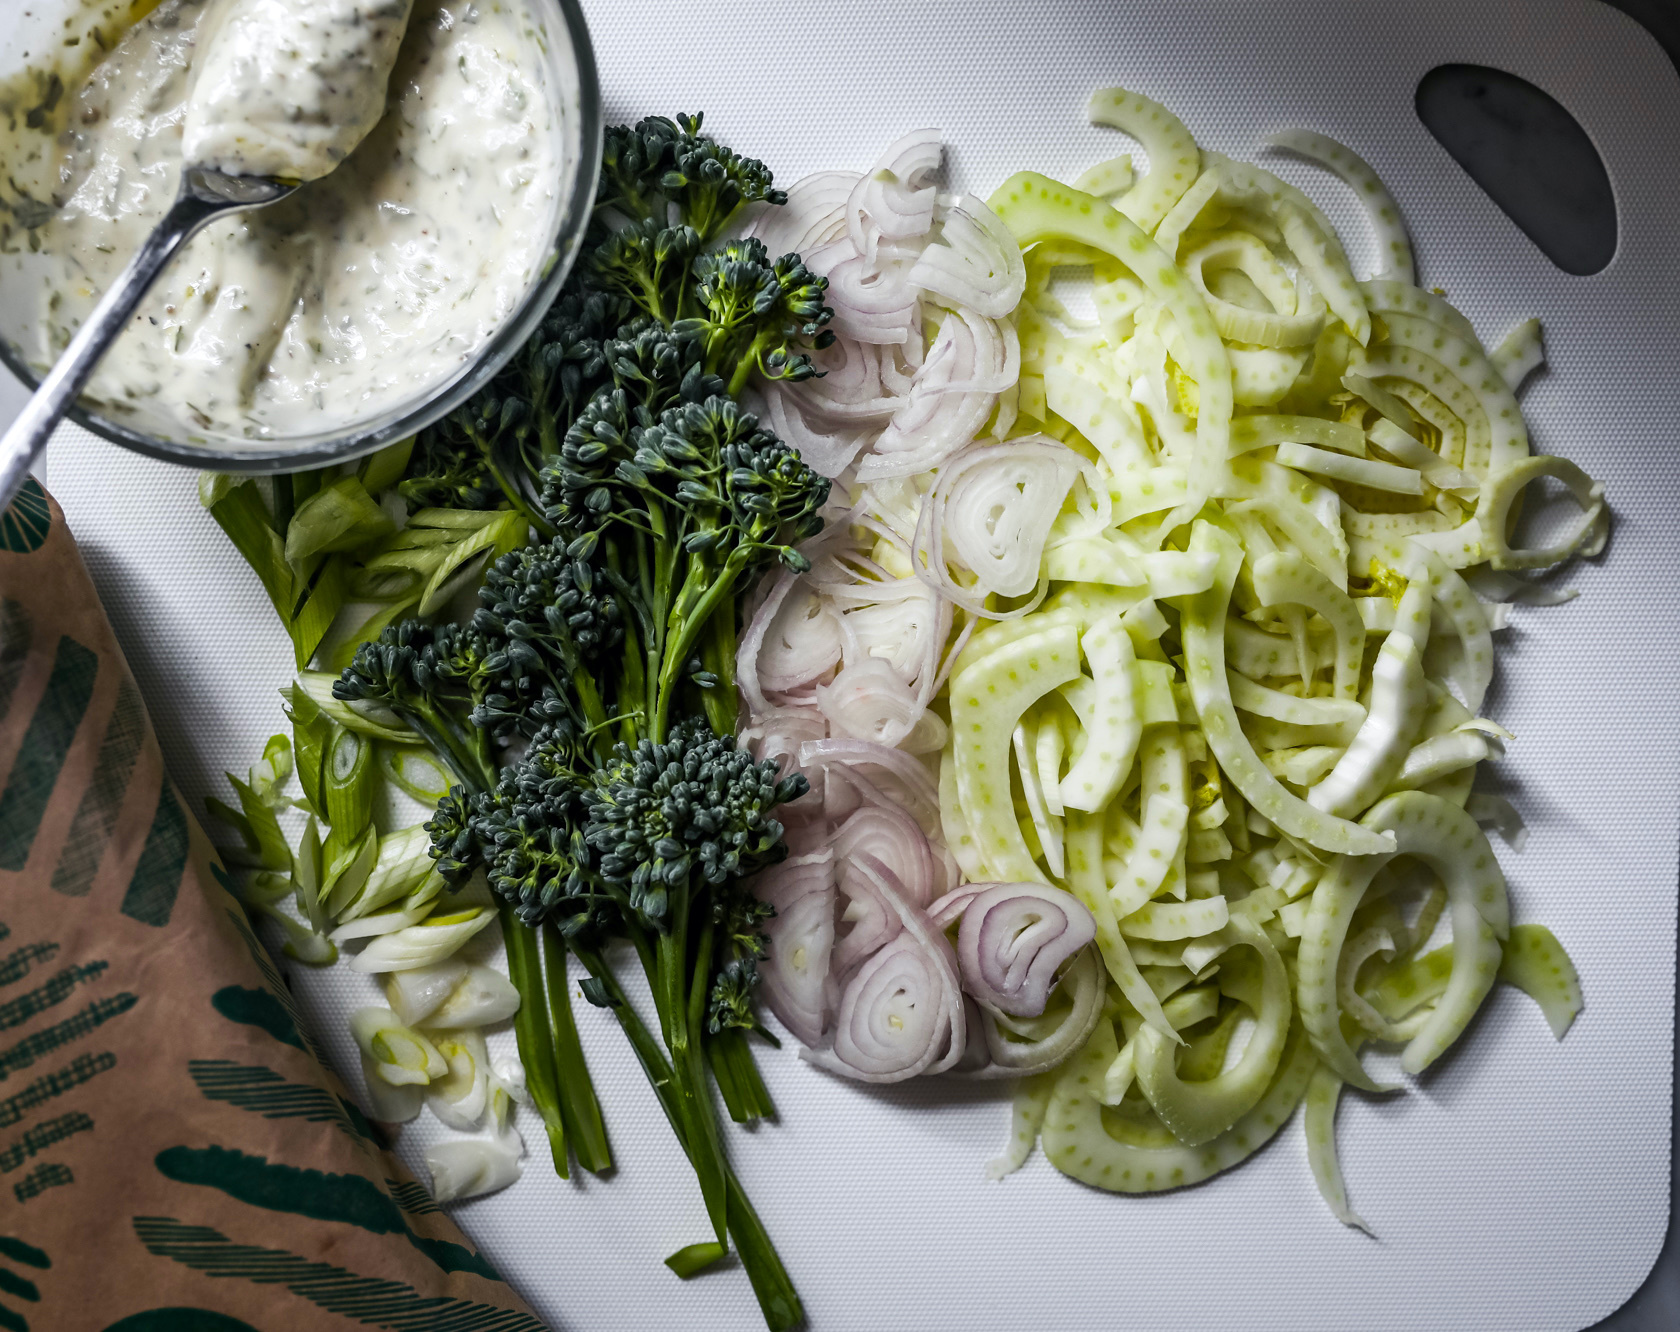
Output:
[
  {"left": 0, "top": 0, "right": 600, "bottom": 493},
  {"left": 0, "top": 168, "right": 299, "bottom": 509}
]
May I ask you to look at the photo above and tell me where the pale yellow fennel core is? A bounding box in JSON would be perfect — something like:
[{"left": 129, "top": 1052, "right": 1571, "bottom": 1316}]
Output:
[{"left": 183, "top": 0, "right": 416, "bottom": 182}]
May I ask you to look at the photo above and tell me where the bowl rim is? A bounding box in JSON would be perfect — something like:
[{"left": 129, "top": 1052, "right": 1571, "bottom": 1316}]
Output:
[{"left": 0, "top": 0, "right": 604, "bottom": 476}]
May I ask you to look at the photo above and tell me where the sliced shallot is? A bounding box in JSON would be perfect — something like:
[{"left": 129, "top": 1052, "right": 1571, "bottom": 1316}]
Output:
[{"left": 951, "top": 882, "right": 1098, "bottom": 1017}]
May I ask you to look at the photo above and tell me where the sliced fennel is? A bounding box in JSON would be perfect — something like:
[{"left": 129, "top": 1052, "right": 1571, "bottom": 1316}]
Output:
[
  {"left": 930, "top": 92, "right": 1595, "bottom": 1216},
  {"left": 735, "top": 88, "right": 1596, "bottom": 1232}
]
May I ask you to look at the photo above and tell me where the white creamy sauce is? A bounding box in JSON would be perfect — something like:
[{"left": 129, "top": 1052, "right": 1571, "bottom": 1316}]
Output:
[
  {"left": 27, "top": 0, "right": 562, "bottom": 443},
  {"left": 183, "top": 0, "right": 415, "bottom": 182}
]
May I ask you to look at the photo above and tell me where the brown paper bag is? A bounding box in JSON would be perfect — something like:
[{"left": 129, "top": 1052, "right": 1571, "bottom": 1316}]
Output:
[{"left": 0, "top": 479, "right": 544, "bottom": 1332}]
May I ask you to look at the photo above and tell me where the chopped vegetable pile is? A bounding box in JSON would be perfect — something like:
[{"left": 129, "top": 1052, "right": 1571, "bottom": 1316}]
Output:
[
  {"left": 199, "top": 87, "right": 1606, "bottom": 1330},
  {"left": 736, "top": 90, "right": 1599, "bottom": 1223}
]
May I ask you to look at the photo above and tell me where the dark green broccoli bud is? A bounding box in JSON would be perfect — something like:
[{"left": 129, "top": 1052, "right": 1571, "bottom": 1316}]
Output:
[
  {"left": 538, "top": 325, "right": 729, "bottom": 539},
  {"left": 673, "top": 239, "right": 834, "bottom": 395},
  {"left": 578, "top": 976, "right": 619, "bottom": 1009},
  {"left": 716, "top": 891, "right": 774, "bottom": 961},
  {"left": 591, "top": 217, "right": 700, "bottom": 326},
  {"left": 535, "top": 284, "right": 630, "bottom": 404},
  {"left": 417, "top": 622, "right": 501, "bottom": 693},
  {"left": 470, "top": 541, "right": 624, "bottom": 736},
  {"left": 607, "top": 319, "right": 727, "bottom": 414},
  {"left": 663, "top": 112, "right": 784, "bottom": 239},
  {"left": 335, "top": 621, "right": 428, "bottom": 711},
  {"left": 584, "top": 718, "right": 806, "bottom": 928},
  {"left": 706, "top": 956, "right": 762, "bottom": 1035},
  {"left": 401, "top": 285, "right": 630, "bottom": 522},
  {"left": 426, "top": 785, "right": 483, "bottom": 885},
  {"left": 686, "top": 655, "right": 720, "bottom": 690},
  {"left": 399, "top": 430, "right": 503, "bottom": 511},
  {"left": 473, "top": 725, "right": 615, "bottom": 931},
  {"left": 340, "top": 620, "right": 499, "bottom": 727},
  {"left": 720, "top": 413, "right": 830, "bottom": 562},
  {"left": 477, "top": 542, "right": 624, "bottom": 665},
  {"left": 628, "top": 396, "right": 829, "bottom": 566},
  {"left": 598, "top": 112, "right": 785, "bottom": 243},
  {"left": 506, "top": 718, "right": 591, "bottom": 805},
  {"left": 335, "top": 622, "right": 496, "bottom": 785},
  {"left": 542, "top": 388, "right": 638, "bottom": 537}
]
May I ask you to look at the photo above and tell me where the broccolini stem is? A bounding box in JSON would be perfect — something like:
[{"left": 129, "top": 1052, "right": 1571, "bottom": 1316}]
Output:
[
  {"left": 687, "top": 917, "right": 715, "bottom": 1053},
  {"left": 698, "top": 611, "right": 739, "bottom": 738},
  {"left": 486, "top": 461, "right": 551, "bottom": 538},
  {"left": 570, "top": 665, "right": 611, "bottom": 745},
  {"left": 707, "top": 1030, "right": 752, "bottom": 1124},
  {"left": 603, "top": 541, "right": 649, "bottom": 747},
  {"left": 725, "top": 1169, "right": 805, "bottom": 1331},
  {"left": 658, "top": 894, "right": 729, "bottom": 1245},
  {"left": 501, "top": 904, "right": 569, "bottom": 1178},
  {"left": 726, "top": 338, "right": 767, "bottom": 399},
  {"left": 542, "top": 924, "right": 612, "bottom": 1175},
  {"left": 571, "top": 944, "right": 805, "bottom": 1332},
  {"left": 573, "top": 945, "right": 674, "bottom": 1098},
  {"left": 616, "top": 915, "right": 657, "bottom": 990},
  {"left": 685, "top": 915, "right": 730, "bottom": 1245},
  {"left": 707, "top": 1028, "right": 775, "bottom": 1125},
  {"left": 654, "top": 551, "right": 751, "bottom": 742},
  {"left": 399, "top": 705, "right": 497, "bottom": 794},
  {"left": 641, "top": 271, "right": 669, "bottom": 326},
  {"left": 650, "top": 554, "right": 713, "bottom": 741},
  {"left": 537, "top": 411, "right": 563, "bottom": 470}
]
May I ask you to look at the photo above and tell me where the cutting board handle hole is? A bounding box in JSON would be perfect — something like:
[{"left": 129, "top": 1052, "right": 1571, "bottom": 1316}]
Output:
[{"left": 1415, "top": 64, "right": 1616, "bottom": 276}]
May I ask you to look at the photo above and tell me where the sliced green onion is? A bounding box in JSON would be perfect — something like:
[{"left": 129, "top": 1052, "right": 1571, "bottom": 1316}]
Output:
[
  {"left": 665, "top": 1242, "right": 730, "bottom": 1279},
  {"left": 294, "top": 670, "right": 420, "bottom": 743},
  {"left": 425, "top": 963, "right": 521, "bottom": 1029},
  {"left": 321, "top": 826, "right": 379, "bottom": 920},
  {"left": 379, "top": 745, "right": 455, "bottom": 805},
  {"left": 350, "top": 1006, "right": 446, "bottom": 1086},
  {"left": 384, "top": 960, "right": 470, "bottom": 1027},
  {"left": 426, "top": 1132, "right": 524, "bottom": 1203},
  {"left": 340, "top": 824, "right": 436, "bottom": 921},
  {"left": 349, "top": 907, "right": 497, "bottom": 973}
]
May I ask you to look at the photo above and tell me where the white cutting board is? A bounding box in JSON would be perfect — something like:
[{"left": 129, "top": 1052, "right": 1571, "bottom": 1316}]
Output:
[{"left": 34, "top": 1, "right": 1680, "bottom": 1328}]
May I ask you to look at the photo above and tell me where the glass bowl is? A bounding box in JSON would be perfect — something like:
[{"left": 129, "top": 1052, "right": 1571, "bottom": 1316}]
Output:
[{"left": 0, "top": 0, "right": 602, "bottom": 475}]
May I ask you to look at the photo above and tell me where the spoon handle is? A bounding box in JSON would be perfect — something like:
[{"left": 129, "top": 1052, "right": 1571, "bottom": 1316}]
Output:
[{"left": 0, "top": 189, "right": 226, "bottom": 512}]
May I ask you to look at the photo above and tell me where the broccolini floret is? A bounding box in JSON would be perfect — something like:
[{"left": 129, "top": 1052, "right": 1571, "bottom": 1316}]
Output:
[
  {"left": 335, "top": 621, "right": 500, "bottom": 787},
  {"left": 402, "top": 113, "right": 829, "bottom": 522},
  {"left": 584, "top": 719, "right": 803, "bottom": 926},
  {"left": 676, "top": 238, "right": 835, "bottom": 394},
  {"left": 597, "top": 112, "right": 784, "bottom": 243}
]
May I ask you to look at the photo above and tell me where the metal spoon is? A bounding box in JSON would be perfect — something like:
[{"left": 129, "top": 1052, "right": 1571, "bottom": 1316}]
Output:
[{"left": 0, "top": 167, "right": 296, "bottom": 510}]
